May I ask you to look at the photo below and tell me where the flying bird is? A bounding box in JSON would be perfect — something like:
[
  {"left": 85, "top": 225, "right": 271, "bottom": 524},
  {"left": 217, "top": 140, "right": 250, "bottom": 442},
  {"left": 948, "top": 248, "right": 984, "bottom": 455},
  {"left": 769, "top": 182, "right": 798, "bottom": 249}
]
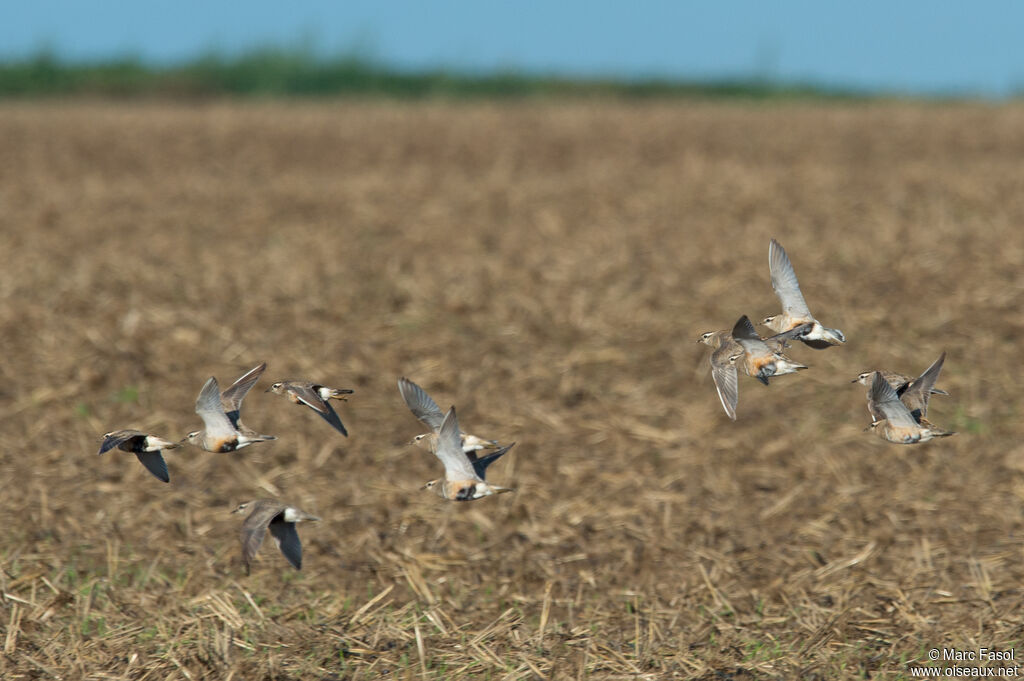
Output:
[
  {"left": 698, "top": 321, "right": 813, "bottom": 420},
  {"left": 762, "top": 238, "right": 846, "bottom": 349},
  {"left": 866, "top": 372, "right": 954, "bottom": 444},
  {"left": 696, "top": 330, "right": 742, "bottom": 421},
  {"left": 184, "top": 363, "right": 276, "bottom": 452},
  {"left": 853, "top": 351, "right": 948, "bottom": 422},
  {"left": 398, "top": 377, "right": 500, "bottom": 452},
  {"left": 422, "top": 406, "right": 515, "bottom": 501},
  {"left": 98, "top": 429, "right": 180, "bottom": 483},
  {"left": 731, "top": 315, "right": 808, "bottom": 385},
  {"left": 266, "top": 380, "right": 354, "bottom": 436},
  {"left": 233, "top": 499, "right": 320, "bottom": 573}
]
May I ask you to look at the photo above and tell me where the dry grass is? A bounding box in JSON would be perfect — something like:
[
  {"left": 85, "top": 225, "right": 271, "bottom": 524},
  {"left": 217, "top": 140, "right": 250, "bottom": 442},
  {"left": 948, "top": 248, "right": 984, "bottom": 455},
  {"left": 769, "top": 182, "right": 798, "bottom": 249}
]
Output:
[{"left": 0, "top": 100, "right": 1023, "bottom": 679}]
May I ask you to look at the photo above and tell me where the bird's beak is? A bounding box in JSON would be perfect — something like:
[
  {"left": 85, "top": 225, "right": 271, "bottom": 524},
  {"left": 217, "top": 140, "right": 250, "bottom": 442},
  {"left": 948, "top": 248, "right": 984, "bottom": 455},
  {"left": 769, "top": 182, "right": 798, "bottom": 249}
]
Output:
[
  {"left": 264, "top": 387, "right": 272, "bottom": 392},
  {"left": 850, "top": 378, "right": 860, "bottom": 383},
  {"left": 492, "top": 486, "right": 515, "bottom": 495}
]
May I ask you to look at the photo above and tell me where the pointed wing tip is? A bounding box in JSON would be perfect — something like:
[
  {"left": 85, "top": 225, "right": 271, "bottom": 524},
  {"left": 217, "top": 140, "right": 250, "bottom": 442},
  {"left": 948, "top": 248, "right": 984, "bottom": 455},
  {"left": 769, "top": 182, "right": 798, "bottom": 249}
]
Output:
[
  {"left": 319, "top": 406, "right": 349, "bottom": 437},
  {"left": 730, "top": 315, "right": 758, "bottom": 341}
]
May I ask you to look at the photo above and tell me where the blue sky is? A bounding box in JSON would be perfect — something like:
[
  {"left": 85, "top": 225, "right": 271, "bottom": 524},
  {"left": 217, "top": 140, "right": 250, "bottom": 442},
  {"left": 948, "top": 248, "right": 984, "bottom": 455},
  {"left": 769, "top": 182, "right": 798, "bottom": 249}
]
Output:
[{"left": 3, "top": 1, "right": 1022, "bottom": 96}]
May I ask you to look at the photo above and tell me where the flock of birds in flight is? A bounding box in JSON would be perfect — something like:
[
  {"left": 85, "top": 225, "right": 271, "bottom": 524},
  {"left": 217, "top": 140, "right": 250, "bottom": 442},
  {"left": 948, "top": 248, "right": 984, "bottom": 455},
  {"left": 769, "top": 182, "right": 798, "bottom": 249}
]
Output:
[
  {"left": 697, "top": 239, "right": 954, "bottom": 441},
  {"left": 97, "top": 238, "right": 953, "bottom": 574},
  {"left": 98, "top": 369, "right": 513, "bottom": 573}
]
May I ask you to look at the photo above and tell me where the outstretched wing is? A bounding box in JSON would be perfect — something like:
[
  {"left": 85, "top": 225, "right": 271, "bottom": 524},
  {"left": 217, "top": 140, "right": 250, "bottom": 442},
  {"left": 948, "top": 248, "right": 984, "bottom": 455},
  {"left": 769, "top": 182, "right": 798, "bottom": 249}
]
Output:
[
  {"left": 710, "top": 346, "right": 739, "bottom": 421},
  {"left": 286, "top": 382, "right": 330, "bottom": 414},
  {"left": 134, "top": 451, "right": 170, "bottom": 483},
  {"left": 730, "top": 315, "right": 770, "bottom": 356},
  {"left": 900, "top": 352, "right": 946, "bottom": 417},
  {"left": 98, "top": 429, "right": 145, "bottom": 455},
  {"left": 196, "top": 377, "right": 236, "bottom": 439},
  {"left": 268, "top": 520, "right": 303, "bottom": 570},
  {"left": 240, "top": 524, "right": 267, "bottom": 573},
  {"left": 769, "top": 239, "right": 812, "bottom": 318},
  {"left": 315, "top": 401, "right": 349, "bottom": 437},
  {"left": 221, "top": 362, "right": 267, "bottom": 425},
  {"left": 239, "top": 501, "right": 284, "bottom": 572},
  {"left": 764, "top": 322, "right": 814, "bottom": 348},
  {"left": 869, "top": 372, "right": 918, "bottom": 428},
  {"left": 435, "top": 407, "right": 478, "bottom": 481},
  {"left": 468, "top": 442, "right": 515, "bottom": 481},
  {"left": 398, "top": 377, "right": 445, "bottom": 431}
]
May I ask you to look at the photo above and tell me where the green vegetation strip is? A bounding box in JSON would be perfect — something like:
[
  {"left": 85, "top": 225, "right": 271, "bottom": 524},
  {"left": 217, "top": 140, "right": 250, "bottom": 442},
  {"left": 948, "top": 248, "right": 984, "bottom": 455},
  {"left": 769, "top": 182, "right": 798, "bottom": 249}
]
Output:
[{"left": 0, "top": 49, "right": 867, "bottom": 100}]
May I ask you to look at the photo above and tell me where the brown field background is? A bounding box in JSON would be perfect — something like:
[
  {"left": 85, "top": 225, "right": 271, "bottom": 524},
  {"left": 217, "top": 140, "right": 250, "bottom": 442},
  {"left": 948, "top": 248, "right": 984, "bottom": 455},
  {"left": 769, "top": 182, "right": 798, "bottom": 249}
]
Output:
[{"left": 1, "top": 100, "right": 1023, "bottom": 680}]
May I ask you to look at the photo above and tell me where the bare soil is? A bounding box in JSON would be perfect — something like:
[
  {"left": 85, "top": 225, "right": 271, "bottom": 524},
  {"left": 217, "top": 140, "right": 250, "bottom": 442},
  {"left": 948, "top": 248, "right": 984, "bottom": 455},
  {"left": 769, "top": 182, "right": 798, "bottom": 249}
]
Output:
[{"left": 0, "top": 100, "right": 1022, "bottom": 679}]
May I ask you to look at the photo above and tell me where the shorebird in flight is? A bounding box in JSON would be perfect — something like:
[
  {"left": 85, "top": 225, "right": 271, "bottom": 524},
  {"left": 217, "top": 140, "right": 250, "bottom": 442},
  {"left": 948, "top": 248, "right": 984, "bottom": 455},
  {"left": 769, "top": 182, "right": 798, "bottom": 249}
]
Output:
[
  {"left": 422, "top": 406, "right": 514, "bottom": 501},
  {"left": 398, "top": 377, "right": 500, "bottom": 453},
  {"left": 233, "top": 499, "right": 320, "bottom": 573},
  {"left": 853, "top": 351, "right": 948, "bottom": 422},
  {"left": 866, "top": 372, "right": 954, "bottom": 444},
  {"left": 698, "top": 321, "right": 812, "bottom": 420},
  {"left": 731, "top": 315, "right": 808, "bottom": 386},
  {"left": 762, "top": 238, "right": 846, "bottom": 349},
  {"left": 98, "top": 429, "right": 180, "bottom": 483},
  {"left": 266, "top": 380, "right": 354, "bottom": 436},
  {"left": 184, "top": 363, "right": 276, "bottom": 452}
]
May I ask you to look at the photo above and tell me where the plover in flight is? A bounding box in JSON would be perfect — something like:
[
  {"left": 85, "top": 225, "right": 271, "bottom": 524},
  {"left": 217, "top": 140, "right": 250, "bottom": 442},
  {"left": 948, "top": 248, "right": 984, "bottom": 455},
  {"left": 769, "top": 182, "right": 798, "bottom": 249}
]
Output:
[
  {"left": 697, "top": 331, "right": 743, "bottom": 421},
  {"left": 232, "top": 499, "right": 320, "bottom": 573},
  {"left": 762, "top": 238, "right": 846, "bottom": 349},
  {"left": 98, "top": 429, "right": 180, "bottom": 483},
  {"left": 698, "top": 321, "right": 812, "bottom": 420},
  {"left": 731, "top": 315, "right": 808, "bottom": 385},
  {"left": 398, "top": 377, "right": 500, "bottom": 453},
  {"left": 853, "top": 351, "right": 948, "bottom": 422},
  {"left": 422, "top": 406, "right": 514, "bottom": 501},
  {"left": 866, "top": 372, "right": 954, "bottom": 444},
  {"left": 184, "top": 364, "right": 276, "bottom": 452},
  {"left": 266, "top": 380, "right": 354, "bottom": 436}
]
